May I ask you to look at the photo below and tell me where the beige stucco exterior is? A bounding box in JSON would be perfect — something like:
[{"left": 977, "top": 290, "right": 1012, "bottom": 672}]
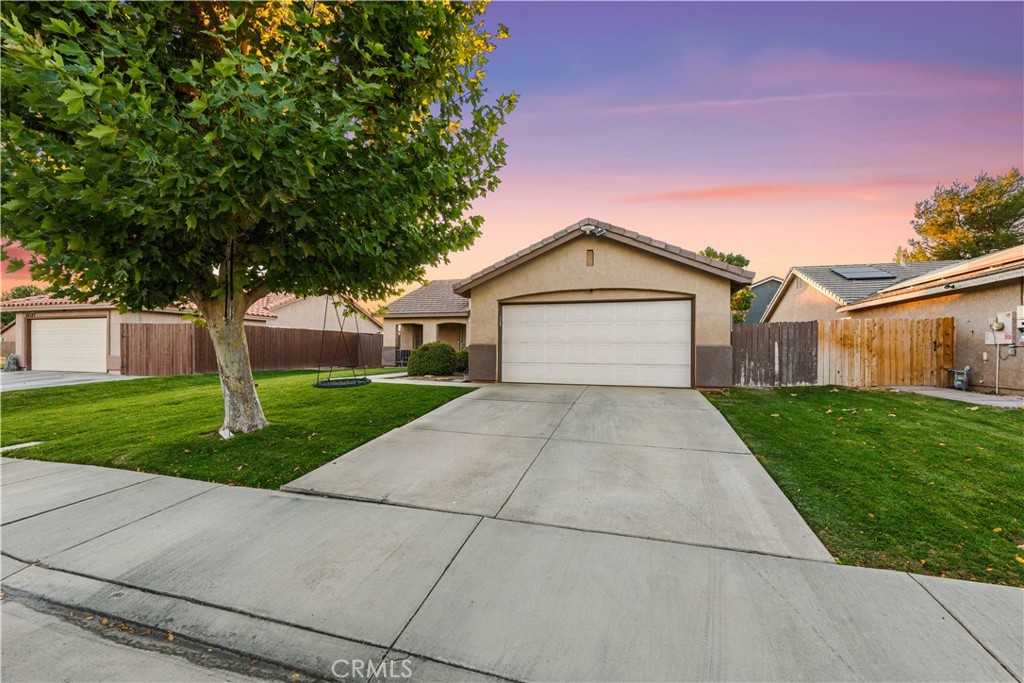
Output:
[
  {"left": 383, "top": 316, "right": 469, "bottom": 361},
  {"left": 847, "top": 281, "right": 1023, "bottom": 393},
  {"left": 763, "top": 277, "right": 842, "bottom": 323},
  {"left": 460, "top": 236, "right": 736, "bottom": 384},
  {"left": 267, "top": 295, "right": 382, "bottom": 333}
]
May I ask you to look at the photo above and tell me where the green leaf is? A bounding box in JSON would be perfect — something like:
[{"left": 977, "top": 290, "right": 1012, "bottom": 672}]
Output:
[
  {"left": 86, "top": 124, "right": 119, "bottom": 143},
  {"left": 58, "top": 167, "right": 86, "bottom": 183},
  {"left": 186, "top": 215, "right": 197, "bottom": 230},
  {"left": 57, "top": 88, "right": 85, "bottom": 114}
]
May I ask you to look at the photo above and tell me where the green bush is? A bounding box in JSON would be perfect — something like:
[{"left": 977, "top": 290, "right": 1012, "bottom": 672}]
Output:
[
  {"left": 455, "top": 348, "right": 469, "bottom": 373},
  {"left": 407, "top": 341, "right": 459, "bottom": 376}
]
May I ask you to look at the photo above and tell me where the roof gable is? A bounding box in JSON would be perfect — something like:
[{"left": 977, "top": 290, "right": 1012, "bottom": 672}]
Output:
[{"left": 452, "top": 218, "right": 755, "bottom": 295}]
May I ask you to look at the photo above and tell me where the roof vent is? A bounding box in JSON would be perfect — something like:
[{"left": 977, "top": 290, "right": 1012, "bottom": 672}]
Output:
[{"left": 829, "top": 266, "right": 897, "bottom": 280}]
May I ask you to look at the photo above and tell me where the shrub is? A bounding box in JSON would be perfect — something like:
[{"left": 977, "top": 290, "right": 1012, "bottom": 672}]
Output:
[
  {"left": 455, "top": 348, "right": 469, "bottom": 373},
  {"left": 407, "top": 341, "right": 459, "bottom": 376}
]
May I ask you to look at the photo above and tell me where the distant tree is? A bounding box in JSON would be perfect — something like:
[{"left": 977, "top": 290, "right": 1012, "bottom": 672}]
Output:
[
  {"left": 895, "top": 168, "right": 1024, "bottom": 262},
  {"left": 1, "top": 2, "right": 515, "bottom": 436},
  {"left": 0, "top": 284, "right": 43, "bottom": 325},
  {"left": 700, "top": 247, "right": 753, "bottom": 323}
]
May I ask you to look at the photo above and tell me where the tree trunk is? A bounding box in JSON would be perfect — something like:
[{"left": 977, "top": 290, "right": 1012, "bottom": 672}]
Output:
[{"left": 197, "top": 296, "right": 269, "bottom": 438}]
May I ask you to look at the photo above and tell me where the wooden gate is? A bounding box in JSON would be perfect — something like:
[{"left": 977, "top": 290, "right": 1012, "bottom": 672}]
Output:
[
  {"left": 817, "top": 317, "right": 954, "bottom": 387},
  {"left": 732, "top": 317, "right": 955, "bottom": 388},
  {"left": 732, "top": 321, "right": 818, "bottom": 387}
]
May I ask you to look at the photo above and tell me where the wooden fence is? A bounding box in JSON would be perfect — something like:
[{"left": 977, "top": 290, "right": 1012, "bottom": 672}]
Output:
[
  {"left": 732, "top": 317, "right": 955, "bottom": 388},
  {"left": 121, "top": 323, "right": 382, "bottom": 377}
]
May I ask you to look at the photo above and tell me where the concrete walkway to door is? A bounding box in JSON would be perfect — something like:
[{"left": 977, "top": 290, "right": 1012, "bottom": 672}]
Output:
[{"left": 284, "top": 383, "right": 833, "bottom": 561}]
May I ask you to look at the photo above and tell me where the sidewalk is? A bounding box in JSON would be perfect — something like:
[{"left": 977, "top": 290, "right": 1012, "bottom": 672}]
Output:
[
  {"left": 889, "top": 385, "right": 1024, "bottom": 409},
  {"left": 2, "top": 457, "right": 1021, "bottom": 682}
]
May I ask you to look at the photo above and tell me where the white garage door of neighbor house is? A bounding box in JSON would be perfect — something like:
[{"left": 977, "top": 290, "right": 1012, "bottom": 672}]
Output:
[
  {"left": 31, "top": 318, "right": 108, "bottom": 373},
  {"left": 501, "top": 300, "right": 692, "bottom": 387}
]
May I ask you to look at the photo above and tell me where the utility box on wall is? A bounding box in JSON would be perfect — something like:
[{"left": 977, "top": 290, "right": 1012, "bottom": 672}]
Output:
[{"left": 984, "top": 310, "right": 1015, "bottom": 346}]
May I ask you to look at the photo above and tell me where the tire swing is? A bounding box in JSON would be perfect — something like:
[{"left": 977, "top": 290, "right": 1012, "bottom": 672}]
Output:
[{"left": 312, "top": 295, "right": 371, "bottom": 389}]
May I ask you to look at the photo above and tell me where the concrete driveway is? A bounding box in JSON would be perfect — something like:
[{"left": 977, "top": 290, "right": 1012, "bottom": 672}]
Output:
[
  {"left": 284, "top": 384, "right": 832, "bottom": 561},
  {"left": 0, "top": 370, "right": 141, "bottom": 392}
]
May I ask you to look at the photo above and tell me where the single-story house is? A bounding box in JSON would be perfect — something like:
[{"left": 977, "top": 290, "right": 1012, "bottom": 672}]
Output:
[
  {"left": 746, "top": 276, "right": 782, "bottom": 323},
  {"left": 390, "top": 218, "right": 754, "bottom": 387},
  {"left": 763, "top": 246, "right": 1024, "bottom": 393},
  {"left": 382, "top": 280, "right": 469, "bottom": 366},
  {"left": 0, "top": 293, "right": 381, "bottom": 374}
]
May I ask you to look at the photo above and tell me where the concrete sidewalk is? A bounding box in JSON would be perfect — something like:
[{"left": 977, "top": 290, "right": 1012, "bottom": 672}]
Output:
[
  {"left": 889, "top": 385, "right": 1024, "bottom": 409},
  {"left": 0, "top": 370, "right": 143, "bottom": 392},
  {"left": 2, "top": 458, "right": 1021, "bottom": 682}
]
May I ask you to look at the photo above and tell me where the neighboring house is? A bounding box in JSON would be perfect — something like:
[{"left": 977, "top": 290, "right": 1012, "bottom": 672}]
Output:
[
  {"left": 259, "top": 293, "right": 382, "bottom": 334},
  {"left": 0, "top": 293, "right": 380, "bottom": 374},
  {"left": 447, "top": 218, "right": 752, "bottom": 387},
  {"left": 746, "top": 276, "right": 782, "bottom": 323},
  {"left": 382, "top": 280, "right": 469, "bottom": 366},
  {"left": 838, "top": 246, "right": 1024, "bottom": 393},
  {"left": 762, "top": 261, "right": 960, "bottom": 323},
  {"left": 763, "top": 247, "right": 1024, "bottom": 393}
]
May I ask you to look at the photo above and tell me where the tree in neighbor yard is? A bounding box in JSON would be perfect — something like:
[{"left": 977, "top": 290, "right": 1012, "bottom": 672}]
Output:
[
  {"left": 699, "top": 247, "right": 753, "bottom": 323},
  {"left": 1, "top": 2, "right": 516, "bottom": 436},
  {"left": 1, "top": 284, "right": 43, "bottom": 325},
  {"left": 895, "top": 168, "right": 1024, "bottom": 262}
]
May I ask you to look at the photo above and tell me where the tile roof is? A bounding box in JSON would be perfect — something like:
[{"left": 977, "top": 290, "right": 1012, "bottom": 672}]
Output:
[
  {"left": 789, "top": 261, "right": 961, "bottom": 306},
  {"left": 453, "top": 218, "right": 755, "bottom": 293},
  {"left": 383, "top": 280, "right": 469, "bottom": 317},
  {"left": 0, "top": 294, "right": 276, "bottom": 319}
]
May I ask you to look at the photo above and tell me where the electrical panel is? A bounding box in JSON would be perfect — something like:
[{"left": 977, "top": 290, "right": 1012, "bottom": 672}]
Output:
[{"left": 984, "top": 310, "right": 1016, "bottom": 345}]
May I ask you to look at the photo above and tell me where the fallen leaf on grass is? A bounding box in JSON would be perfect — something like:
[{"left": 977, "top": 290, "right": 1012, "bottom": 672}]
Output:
[
  {"left": 1016, "top": 556, "right": 1024, "bottom": 565},
  {"left": 993, "top": 527, "right": 1003, "bottom": 533},
  {"left": 965, "top": 406, "right": 979, "bottom": 411},
  {"left": 770, "top": 413, "right": 780, "bottom": 418}
]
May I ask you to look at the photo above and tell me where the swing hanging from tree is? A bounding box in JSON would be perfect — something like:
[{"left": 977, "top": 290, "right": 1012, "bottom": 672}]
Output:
[{"left": 313, "top": 295, "right": 372, "bottom": 389}]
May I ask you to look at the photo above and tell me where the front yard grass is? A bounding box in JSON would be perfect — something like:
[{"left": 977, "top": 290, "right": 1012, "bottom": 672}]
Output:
[
  {"left": 1, "top": 370, "right": 470, "bottom": 489},
  {"left": 706, "top": 386, "right": 1023, "bottom": 586}
]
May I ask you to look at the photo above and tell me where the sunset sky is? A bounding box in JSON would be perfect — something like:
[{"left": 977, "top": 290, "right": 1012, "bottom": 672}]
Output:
[
  {"left": 422, "top": 1, "right": 1023, "bottom": 287},
  {"left": 3, "top": 2, "right": 1022, "bottom": 296}
]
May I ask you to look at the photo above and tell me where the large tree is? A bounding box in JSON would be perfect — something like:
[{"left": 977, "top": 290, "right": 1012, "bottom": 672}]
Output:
[
  {"left": 895, "top": 168, "right": 1024, "bottom": 262},
  {"left": 699, "top": 246, "right": 753, "bottom": 323},
  {"left": 1, "top": 2, "right": 515, "bottom": 435}
]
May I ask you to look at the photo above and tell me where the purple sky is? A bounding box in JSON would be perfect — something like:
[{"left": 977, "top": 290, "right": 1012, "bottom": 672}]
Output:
[{"left": 424, "top": 1, "right": 1024, "bottom": 283}]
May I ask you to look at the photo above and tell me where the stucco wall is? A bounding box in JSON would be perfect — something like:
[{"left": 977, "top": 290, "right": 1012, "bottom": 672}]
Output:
[
  {"left": 384, "top": 317, "right": 469, "bottom": 351},
  {"left": 466, "top": 238, "right": 733, "bottom": 346},
  {"left": 268, "top": 296, "right": 380, "bottom": 333},
  {"left": 764, "top": 278, "right": 842, "bottom": 322},
  {"left": 849, "top": 281, "right": 1023, "bottom": 393},
  {"left": 462, "top": 236, "right": 735, "bottom": 384}
]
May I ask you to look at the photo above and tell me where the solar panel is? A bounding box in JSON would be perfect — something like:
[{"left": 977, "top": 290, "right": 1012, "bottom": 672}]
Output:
[{"left": 830, "top": 266, "right": 897, "bottom": 280}]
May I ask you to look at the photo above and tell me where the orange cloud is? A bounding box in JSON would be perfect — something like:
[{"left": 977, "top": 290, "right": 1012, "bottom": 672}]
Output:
[{"left": 620, "top": 178, "right": 931, "bottom": 203}]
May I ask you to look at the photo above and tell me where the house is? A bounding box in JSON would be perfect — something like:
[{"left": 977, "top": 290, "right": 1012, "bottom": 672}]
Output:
[
  {"left": 0, "top": 293, "right": 381, "bottom": 374},
  {"left": 763, "top": 246, "right": 1024, "bottom": 393},
  {"left": 762, "top": 260, "right": 961, "bottom": 323},
  {"left": 259, "top": 293, "right": 382, "bottom": 334},
  {"left": 398, "top": 218, "right": 753, "bottom": 387},
  {"left": 382, "top": 280, "right": 468, "bottom": 366},
  {"left": 746, "top": 276, "right": 782, "bottom": 323}
]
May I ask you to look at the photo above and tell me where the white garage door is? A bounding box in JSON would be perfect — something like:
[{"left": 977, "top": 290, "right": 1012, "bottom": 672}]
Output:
[
  {"left": 501, "top": 300, "right": 691, "bottom": 387},
  {"left": 31, "top": 318, "right": 108, "bottom": 372}
]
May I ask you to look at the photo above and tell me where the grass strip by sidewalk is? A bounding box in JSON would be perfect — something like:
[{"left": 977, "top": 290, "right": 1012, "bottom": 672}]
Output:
[
  {"left": 706, "top": 386, "right": 1023, "bottom": 587},
  {"left": 704, "top": 389, "right": 1024, "bottom": 589},
  {"left": 1, "top": 370, "right": 471, "bottom": 489}
]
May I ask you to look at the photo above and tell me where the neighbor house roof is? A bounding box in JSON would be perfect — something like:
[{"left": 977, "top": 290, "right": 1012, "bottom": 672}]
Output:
[
  {"left": 452, "top": 218, "right": 755, "bottom": 295},
  {"left": 751, "top": 276, "right": 782, "bottom": 289},
  {"left": 383, "top": 280, "right": 469, "bottom": 318},
  {"left": 252, "top": 292, "right": 382, "bottom": 328},
  {"left": 839, "top": 245, "right": 1024, "bottom": 312},
  {"left": 0, "top": 294, "right": 276, "bottom": 320},
  {"left": 761, "top": 260, "right": 961, "bottom": 321}
]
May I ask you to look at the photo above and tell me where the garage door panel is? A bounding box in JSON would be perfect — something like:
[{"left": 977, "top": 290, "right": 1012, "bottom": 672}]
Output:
[
  {"left": 31, "top": 318, "right": 108, "bottom": 373},
  {"left": 501, "top": 301, "right": 691, "bottom": 388}
]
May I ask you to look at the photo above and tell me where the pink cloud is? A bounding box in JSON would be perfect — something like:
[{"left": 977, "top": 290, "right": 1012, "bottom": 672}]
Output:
[{"left": 619, "top": 179, "right": 932, "bottom": 204}]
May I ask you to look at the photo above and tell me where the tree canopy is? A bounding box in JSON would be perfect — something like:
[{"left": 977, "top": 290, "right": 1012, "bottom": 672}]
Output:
[
  {"left": 895, "top": 168, "right": 1024, "bottom": 262},
  {"left": 1, "top": 284, "right": 43, "bottom": 325},
  {"left": 1, "top": 1, "right": 515, "bottom": 433},
  {"left": 699, "top": 246, "right": 753, "bottom": 323}
]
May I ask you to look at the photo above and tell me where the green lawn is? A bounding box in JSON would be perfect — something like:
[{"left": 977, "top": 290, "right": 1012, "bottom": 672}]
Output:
[
  {"left": 706, "top": 386, "right": 1024, "bottom": 586},
  {"left": 1, "top": 369, "right": 470, "bottom": 489}
]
